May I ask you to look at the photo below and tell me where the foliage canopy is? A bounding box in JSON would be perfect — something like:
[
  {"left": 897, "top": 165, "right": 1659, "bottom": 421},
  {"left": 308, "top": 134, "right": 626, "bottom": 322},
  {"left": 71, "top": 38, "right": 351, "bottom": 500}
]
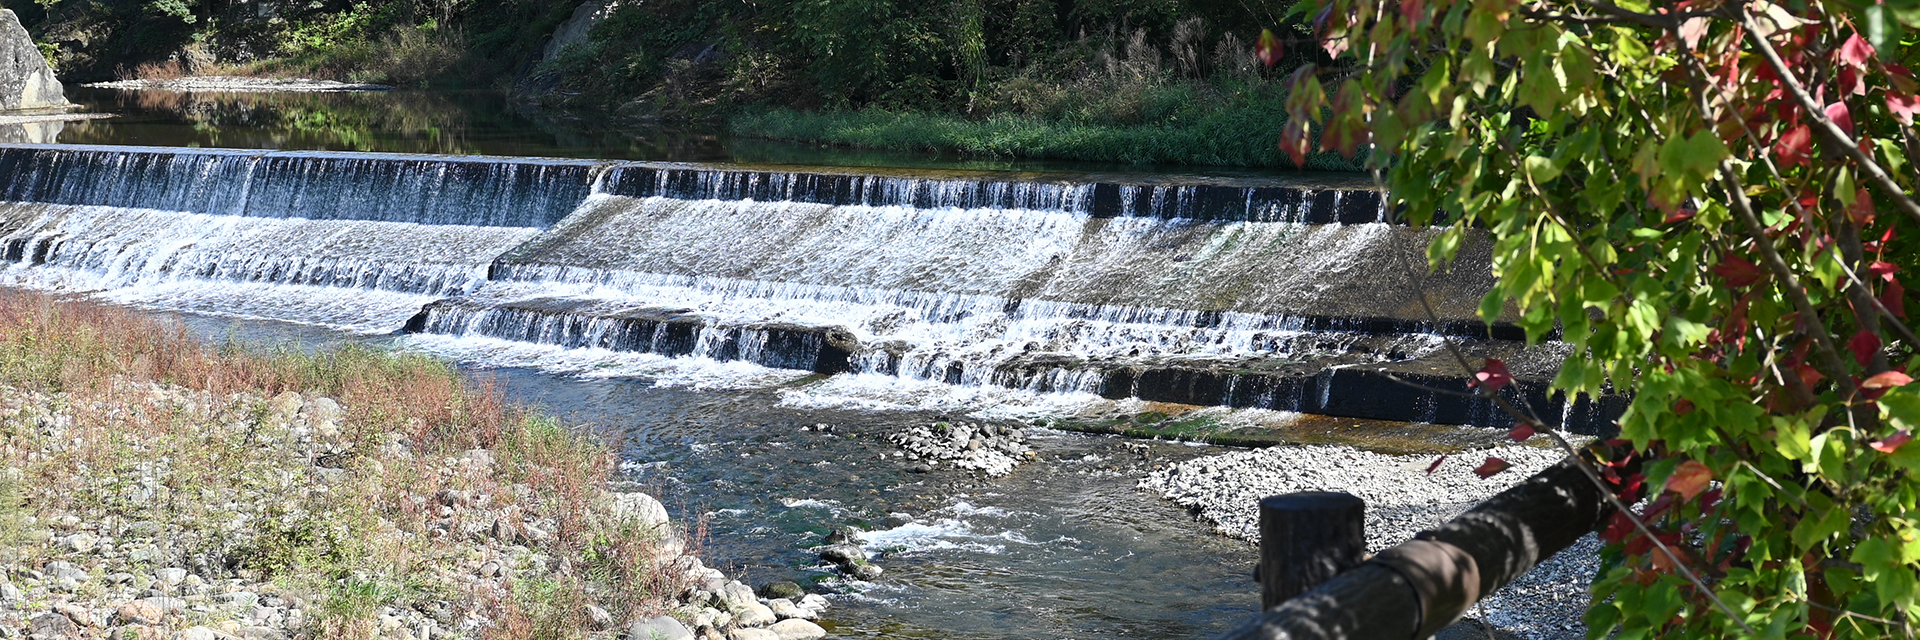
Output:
[{"left": 1280, "top": 0, "right": 1920, "bottom": 634}]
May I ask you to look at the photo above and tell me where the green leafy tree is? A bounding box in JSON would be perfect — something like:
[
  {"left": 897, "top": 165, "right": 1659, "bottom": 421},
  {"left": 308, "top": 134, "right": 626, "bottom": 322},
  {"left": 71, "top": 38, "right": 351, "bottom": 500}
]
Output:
[{"left": 1274, "top": 0, "right": 1920, "bottom": 635}]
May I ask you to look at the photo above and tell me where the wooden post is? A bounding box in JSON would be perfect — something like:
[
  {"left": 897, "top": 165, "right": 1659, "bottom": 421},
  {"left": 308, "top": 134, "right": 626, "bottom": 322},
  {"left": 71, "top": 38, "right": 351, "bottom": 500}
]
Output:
[
  {"left": 1258, "top": 491, "right": 1366, "bottom": 609},
  {"left": 1220, "top": 445, "right": 1635, "bottom": 640}
]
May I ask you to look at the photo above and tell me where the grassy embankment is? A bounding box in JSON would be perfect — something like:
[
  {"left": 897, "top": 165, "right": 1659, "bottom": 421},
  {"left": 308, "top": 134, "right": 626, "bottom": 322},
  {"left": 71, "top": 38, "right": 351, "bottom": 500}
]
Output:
[
  {"left": 0, "top": 291, "right": 695, "bottom": 639},
  {"left": 731, "top": 107, "right": 1361, "bottom": 170}
]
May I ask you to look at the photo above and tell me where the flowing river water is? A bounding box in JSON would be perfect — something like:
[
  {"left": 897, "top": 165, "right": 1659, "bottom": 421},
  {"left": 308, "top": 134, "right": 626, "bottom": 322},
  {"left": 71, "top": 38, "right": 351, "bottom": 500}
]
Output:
[{"left": 0, "top": 96, "right": 1609, "bottom": 637}]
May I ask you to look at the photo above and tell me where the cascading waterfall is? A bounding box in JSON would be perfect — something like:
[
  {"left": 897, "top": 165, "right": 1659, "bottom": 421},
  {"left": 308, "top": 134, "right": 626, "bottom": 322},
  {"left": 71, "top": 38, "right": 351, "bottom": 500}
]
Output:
[{"left": 0, "top": 144, "right": 1620, "bottom": 431}]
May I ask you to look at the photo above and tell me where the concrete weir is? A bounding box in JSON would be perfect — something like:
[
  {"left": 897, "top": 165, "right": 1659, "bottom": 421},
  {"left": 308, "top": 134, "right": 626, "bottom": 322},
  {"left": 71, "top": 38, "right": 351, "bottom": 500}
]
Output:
[{"left": 0, "top": 144, "right": 1624, "bottom": 433}]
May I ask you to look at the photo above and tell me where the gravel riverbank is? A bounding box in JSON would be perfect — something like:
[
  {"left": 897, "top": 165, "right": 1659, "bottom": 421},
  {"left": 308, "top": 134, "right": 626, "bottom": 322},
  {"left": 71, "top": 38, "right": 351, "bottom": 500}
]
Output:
[
  {"left": 1139, "top": 442, "right": 1597, "bottom": 640},
  {"left": 0, "top": 380, "right": 838, "bottom": 640}
]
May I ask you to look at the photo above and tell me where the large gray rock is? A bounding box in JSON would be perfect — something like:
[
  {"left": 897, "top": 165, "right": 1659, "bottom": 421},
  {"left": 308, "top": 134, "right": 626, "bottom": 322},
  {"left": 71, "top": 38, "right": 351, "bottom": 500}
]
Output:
[
  {"left": 541, "top": 0, "right": 643, "bottom": 62},
  {"left": 614, "top": 491, "right": 670, "bottom": 529},
  {"left": 731, "top": 602, "right": 776, "bottom": 628},
  {"left": 766, "top": 619, "right": 827, "bottom": 640},
  {"left": 0, "top": 9, "right": 67, "bottom": 112},
  {"left": 627, "top": 615, "right": 694, "bottom": 640}
]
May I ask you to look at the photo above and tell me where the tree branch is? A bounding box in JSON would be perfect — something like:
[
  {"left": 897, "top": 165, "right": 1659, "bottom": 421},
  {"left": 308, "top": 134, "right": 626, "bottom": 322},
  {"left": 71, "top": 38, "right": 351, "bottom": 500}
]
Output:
[{"left": 1739, "top": 7, "right": 1920, "bottom": 230}]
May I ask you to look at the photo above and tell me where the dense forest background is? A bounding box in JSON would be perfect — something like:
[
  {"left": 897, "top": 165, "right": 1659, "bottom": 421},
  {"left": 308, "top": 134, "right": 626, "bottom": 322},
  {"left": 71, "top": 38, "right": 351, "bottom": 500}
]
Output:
[{"left": 5, "top": 0, "right": 1339, "bottom": 167}]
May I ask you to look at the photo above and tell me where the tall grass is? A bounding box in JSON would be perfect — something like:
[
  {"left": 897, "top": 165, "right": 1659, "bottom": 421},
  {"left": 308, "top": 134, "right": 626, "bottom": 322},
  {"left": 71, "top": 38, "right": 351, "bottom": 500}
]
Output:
[{"left": 0, "top": 290, "right": 691, "bottom": 638}]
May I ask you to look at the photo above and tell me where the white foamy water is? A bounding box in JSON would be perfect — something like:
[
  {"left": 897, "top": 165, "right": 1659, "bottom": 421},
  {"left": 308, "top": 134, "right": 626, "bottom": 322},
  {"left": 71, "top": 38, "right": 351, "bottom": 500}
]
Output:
[{"left": 401, "top": 333, "right": 812, "bottom": 390}]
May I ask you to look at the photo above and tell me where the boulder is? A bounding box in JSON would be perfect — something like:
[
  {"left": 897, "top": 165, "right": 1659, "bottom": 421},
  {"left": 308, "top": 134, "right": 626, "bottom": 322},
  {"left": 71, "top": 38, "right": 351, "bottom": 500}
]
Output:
[
  {"left": 766, "top": 620, "right": 827, "bottom": 640},
  {"left": 114, "top": 600, "right": 164, "bottom": 626},
  {"left": 759, "top": 580, "right": 804, "bottom": 601},
  {"left": 726, "top": 629, "right": 778, "bottom": 640},
  {"left": 766, "top": 598, "right": 812, "bottom": 621},
  {"left": 732, "top": 602, "right": 776, "bottom": 628},
  {"left": 27, "top": 613, "right": 76, "bottom": 639},
  {"left": 0, "top": 9, "right": 66, "bottom": 112},
  {"left": 816, "top": 545, "right": 863, "bottom": 565},
  {"left": 614, "top": 491, "right": 671, "bottom": 529},
  {"left": 717, "top": 581, "right": 758, "bottom": 613},
  {"left": 626, "top": 616, "right": 694, "bottom": 640}
]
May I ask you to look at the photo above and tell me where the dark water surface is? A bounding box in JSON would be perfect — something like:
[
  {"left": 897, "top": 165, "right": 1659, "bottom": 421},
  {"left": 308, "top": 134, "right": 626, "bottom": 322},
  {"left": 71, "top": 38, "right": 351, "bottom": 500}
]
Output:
[
  {"left": 164, "top": 312, "right": 1262, "bottom": 640},
  {"left": 50, "top": 86, "right": 1291, "bottom": 179}
]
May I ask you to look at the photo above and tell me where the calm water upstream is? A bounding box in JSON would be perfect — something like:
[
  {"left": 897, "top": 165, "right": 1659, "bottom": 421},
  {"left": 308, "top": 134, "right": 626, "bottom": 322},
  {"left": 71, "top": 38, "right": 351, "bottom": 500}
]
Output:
[{"left": 43, "top": 86, "right": 1288, "bottom": 178}]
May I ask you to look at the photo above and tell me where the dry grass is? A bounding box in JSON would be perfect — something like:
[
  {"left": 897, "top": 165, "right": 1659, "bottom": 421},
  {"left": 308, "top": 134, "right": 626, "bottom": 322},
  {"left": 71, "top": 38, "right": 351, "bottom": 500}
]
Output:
[{"left": 0, "top": 290, "right": 693, "bottom": 638}]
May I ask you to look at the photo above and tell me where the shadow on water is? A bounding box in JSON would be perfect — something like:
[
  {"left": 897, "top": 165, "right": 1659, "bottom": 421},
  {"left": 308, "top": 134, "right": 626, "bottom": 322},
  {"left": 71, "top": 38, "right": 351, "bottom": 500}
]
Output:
[
  {"left": 158, "top": 311, "right": 1262, "bottom": 640},
  {"left": 51, "top": 86, "right": 1305, "bottom": 179}
]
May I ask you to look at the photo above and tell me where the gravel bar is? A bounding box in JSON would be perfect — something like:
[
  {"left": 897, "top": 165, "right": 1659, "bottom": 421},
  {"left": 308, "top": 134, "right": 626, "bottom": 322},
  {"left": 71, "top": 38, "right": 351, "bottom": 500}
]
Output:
[{"left": 1138, "top": 443, "right": 1597, "bottom": 640}]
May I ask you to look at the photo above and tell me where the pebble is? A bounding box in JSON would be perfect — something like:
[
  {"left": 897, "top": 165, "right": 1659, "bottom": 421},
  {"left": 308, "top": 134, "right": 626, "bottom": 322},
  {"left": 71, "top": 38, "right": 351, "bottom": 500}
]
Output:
[{"left": 887, "top": 421, "right": 1032, "bottom": 477}]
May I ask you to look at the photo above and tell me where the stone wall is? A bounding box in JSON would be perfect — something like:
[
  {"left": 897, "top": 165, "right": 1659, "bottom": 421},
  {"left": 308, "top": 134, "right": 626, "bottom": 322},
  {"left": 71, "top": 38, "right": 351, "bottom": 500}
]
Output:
[{"left": 0, "top": 9, "right": 69, "bottom": 112}]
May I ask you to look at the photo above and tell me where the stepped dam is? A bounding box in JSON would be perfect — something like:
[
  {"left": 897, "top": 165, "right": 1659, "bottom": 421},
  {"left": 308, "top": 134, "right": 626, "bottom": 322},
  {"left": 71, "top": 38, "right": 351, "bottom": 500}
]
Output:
[{"left": 0, "top": 144, "right": 1623, "bottom": 432}]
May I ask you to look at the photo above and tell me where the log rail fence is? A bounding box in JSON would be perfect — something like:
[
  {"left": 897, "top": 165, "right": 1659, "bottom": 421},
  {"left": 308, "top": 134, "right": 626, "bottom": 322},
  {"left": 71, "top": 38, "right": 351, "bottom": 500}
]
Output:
[{"left": 1220, "top": 449, "right": 1628, "bottom": 640}]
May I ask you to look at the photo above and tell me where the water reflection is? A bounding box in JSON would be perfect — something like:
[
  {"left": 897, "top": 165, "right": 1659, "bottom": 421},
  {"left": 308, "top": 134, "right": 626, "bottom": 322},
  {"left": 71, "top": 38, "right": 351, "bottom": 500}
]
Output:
[
  {"left": 45, "top": 86, "right": 1303, "bottom": 178},
  {"left": 56, "top": 86, "right": 731, "bottom": 161}
]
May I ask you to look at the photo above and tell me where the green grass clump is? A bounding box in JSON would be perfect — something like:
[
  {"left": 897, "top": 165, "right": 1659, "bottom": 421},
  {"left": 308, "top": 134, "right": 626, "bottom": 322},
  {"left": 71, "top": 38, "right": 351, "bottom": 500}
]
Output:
[{"left": 731, "top": 106, "right": 1364, "bottom": 170}]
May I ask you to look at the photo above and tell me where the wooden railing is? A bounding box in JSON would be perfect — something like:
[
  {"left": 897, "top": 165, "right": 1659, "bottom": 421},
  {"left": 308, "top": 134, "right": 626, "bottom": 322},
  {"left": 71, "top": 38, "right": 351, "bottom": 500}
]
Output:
[{"left": 1222, "top": 448, "right": 1628, "bottom": 640}]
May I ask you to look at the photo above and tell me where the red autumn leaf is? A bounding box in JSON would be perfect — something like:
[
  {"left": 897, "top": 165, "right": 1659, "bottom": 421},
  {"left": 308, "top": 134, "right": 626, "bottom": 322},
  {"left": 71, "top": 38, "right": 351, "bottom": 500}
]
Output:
[
  {"left": 1827, "top": 101, "right": 1856, "bottom": 136},
  {"left": 1426, "top": 455, "right": 1448, "bottom": 475},
  {"left": 1863, "top": 370, "right": 1914, "bottom": 388},
  {"left": 1649, "top": 539, "right": 1692, "bottom": 573},
  {"left": 1625, "top": 531, "right": 1656, "bottom": 556},
  {"left": 1850, "top": 188, "right": 1876, "bottom": 226},
  {"left": 1399, "top": 0, "right": 1426, "bottom": 27},
  {"left": 1256, "top": 29, "right": 1284, "bottom": 68},
  {"left": 1871, "top": 430, "right": 1914, "bottom": 453},
  {"left": 1850, "top": 329, "right": 1883, "bottom": 367},
  {"left": 1601, "top": 511, "right": 1636, "bottom": 543},
  {"left": 1280, "top": 118, "right": 1311, "bottom": 169},
  {"left": 1508, "top": 424, "right": 1536, "bottom": 441},
  {"left": 1891, "top": 65, "right": 1920, "bottom": 94},
  {"left": 1698, "top": 487, "right": 1722, "bottom": 508},
  {"left": 1839, "top": 32, "right": 1876, "bottom": 69},
  {"left": 1713, "top": 255, "right": 1765, "bottom": 287},
  {"left": 1776, "top": 124, "right": 1813, "bottom": 167},
  {"left": 1666, "top": 460, "right": 1713, "bottom": 500},
  {"left": 1870, "top": 261, "right": 1899, "bottom": 281},
  {"left": 1795, "top": 362, "right": 1826, "bottom": 388},
  {"left": 1674, "top": 398, "right": 1695, "bottom": 415},
  {"left": 1472, "top": 456, "right": 1512, "bottom": 479},
  {"left": 1471, "top": 358, "right": 1513, "bottom": 392},
  {"left": 1679, "top": 17, "right": 1710, "bottom": 49},
  {"left": 1321, "top": 81, "right": 1369, "bottom": 160},
  {"left": 1618, "top": 473, "right": 1646, "bottom": 504},
  {"left": 1314, "top": 5, "right": 1350, "bottom": 58},
  {"left": 1883, "top": 277, "right": 1908, "bottom": 320},
  {"left": 1840, "top": 66, "right": 1867, "bottom": 96},
  {"left": 1891, "top": 94, "right": 1920, "bottom": 126}
]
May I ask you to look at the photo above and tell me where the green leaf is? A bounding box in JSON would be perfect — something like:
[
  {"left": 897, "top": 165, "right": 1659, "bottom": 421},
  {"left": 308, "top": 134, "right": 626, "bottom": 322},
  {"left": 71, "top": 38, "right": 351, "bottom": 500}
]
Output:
[
  {"left": 1522, "top": 155, "right": 1562, "bottom": 183},
  {"left": 1883, "top": 381, "right": 1920, "bottom": 432},
  {"left": 1609, "top": 26, "right": 1651, "bottom": 67},
  {"left": 1774, "top": 416, "right": 1811, "bottom": 461},
  {"left": 1866, "top": 4, "right": 1905, "bottom": 54}
]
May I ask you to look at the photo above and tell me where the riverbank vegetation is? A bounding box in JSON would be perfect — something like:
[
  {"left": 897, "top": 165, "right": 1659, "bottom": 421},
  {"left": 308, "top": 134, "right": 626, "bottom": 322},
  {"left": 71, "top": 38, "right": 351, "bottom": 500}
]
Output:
[
  {"left": 1290, "top": 0, "right": 1920, "bottom": 632},
  {"left": 0, "top": 290, "right": 700, "bottom": 638},
  {"left": 8, "top": 0, "right": 1352, "bottom": 168}
]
